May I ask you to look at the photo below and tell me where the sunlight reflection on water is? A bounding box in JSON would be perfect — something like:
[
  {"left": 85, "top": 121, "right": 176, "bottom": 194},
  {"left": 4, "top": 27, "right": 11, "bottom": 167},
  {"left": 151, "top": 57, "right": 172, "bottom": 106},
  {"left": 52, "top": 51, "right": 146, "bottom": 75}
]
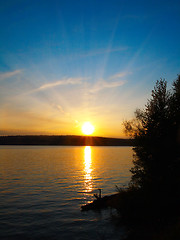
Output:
[
  {"left": 84, "top": 146, "right": 92, "bottom": 193},
  {"left": 0, "top": 146, "right": 133, "bottom": 240}
]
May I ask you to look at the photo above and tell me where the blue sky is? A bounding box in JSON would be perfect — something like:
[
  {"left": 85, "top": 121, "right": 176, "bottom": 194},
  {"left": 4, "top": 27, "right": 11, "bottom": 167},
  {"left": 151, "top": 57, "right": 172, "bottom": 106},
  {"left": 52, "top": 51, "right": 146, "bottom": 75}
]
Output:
[{"left": 0, "top": 0, "right": 180, "bottom": 137}]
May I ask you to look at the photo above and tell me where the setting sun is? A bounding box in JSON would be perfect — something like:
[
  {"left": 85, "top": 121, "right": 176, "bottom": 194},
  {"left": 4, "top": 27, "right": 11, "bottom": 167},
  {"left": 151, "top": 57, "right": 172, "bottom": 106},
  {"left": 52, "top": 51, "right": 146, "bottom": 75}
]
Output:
[{"left": 82, "top": 122, "right": 95, "bottom": 135}]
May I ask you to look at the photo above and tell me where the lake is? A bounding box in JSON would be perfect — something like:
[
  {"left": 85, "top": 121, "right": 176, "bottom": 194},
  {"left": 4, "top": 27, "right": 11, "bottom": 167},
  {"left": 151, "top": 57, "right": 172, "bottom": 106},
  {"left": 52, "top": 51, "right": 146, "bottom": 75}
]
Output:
[{"left": 0, "top": 146, "right": 133, "bottom": 240}]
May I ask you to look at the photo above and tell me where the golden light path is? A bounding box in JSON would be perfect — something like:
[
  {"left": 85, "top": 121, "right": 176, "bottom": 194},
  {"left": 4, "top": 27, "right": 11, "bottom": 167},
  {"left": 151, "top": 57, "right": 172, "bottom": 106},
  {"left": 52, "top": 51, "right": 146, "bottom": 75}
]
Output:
[{"left": 84, "top": 146, "right": 92, "bottom": 192}]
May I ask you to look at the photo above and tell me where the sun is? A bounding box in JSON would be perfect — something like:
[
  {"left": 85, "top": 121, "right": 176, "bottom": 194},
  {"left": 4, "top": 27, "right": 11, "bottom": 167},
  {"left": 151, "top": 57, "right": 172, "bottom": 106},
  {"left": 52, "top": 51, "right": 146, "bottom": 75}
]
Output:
[{"left": 82, "top": 122, "right": 95, "bottom": 135}]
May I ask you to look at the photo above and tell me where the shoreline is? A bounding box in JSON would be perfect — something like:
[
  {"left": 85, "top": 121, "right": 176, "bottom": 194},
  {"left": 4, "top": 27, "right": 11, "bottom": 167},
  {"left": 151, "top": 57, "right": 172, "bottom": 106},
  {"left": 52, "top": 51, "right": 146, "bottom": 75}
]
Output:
[{"left": 0, "top": 135, "right": 133, "bottom": 146}]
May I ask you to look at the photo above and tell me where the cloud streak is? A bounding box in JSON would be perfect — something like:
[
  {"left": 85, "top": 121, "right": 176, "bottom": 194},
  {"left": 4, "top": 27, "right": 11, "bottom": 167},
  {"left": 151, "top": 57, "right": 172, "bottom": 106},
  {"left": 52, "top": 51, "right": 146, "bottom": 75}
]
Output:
[
  {"left": 109, "top": 71, "right": 131, "bottom": 80},
  {"left": 90, "top": 79, "right": 126, "bottom": 93},
  {"left": 0, "top": 70, "right": 22, "bottom": 81},
  {"left": 52, "top": 103, "right": 70, "bottom": 117},
  {"left": 89, "top": 71, "right": 129, "bottom": 93},
  {"left": 30, "top": 77, "right": 86, "bottom": 93}
]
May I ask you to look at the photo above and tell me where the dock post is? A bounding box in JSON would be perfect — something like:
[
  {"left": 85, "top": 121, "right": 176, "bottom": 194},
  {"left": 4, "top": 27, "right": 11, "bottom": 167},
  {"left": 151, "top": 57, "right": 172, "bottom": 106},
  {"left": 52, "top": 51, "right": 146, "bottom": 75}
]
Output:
[{"left": 98, "top": 188, "right": 102, "bottom": 199}]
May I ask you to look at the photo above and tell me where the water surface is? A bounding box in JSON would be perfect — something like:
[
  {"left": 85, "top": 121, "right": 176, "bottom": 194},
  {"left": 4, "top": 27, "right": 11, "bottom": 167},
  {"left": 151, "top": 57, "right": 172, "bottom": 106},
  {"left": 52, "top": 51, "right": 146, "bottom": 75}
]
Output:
[{"left": 0, "top": 146, "right": 133, "bottom": 240}]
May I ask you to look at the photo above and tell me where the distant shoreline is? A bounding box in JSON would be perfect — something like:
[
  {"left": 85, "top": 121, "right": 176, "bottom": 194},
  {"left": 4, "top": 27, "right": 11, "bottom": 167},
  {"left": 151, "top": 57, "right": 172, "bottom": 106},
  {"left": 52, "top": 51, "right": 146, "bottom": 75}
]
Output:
[{"left": 0, "top": 135, "right": 133, "bottom": 146}]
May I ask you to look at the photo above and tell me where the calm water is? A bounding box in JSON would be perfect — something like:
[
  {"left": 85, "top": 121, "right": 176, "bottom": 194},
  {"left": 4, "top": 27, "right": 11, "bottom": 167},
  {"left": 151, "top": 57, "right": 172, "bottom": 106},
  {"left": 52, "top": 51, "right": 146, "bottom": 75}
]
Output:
[{"left": 0, "top": 146, "right": 133, "bottom": 240}]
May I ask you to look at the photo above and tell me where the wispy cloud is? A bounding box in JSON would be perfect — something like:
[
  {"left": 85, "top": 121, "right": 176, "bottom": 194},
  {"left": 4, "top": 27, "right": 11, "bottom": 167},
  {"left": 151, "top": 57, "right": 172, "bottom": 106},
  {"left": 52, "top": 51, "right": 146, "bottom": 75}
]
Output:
[
  {"left": 109, "top": 71, "right": 131, "bottom": 80},
  {"left": 89, "top": 71, "right": 129, "bottom": 93},
  {"left": 30, "top": 77, "right": 86, "bottom": 93},
  {"left": 53, "top": 103, "right": 70, "bottom": 117},
  {"left": 0, "top": 70, "right": 22, "bottom": 81},
  {"left": 90, "top": 79, "right": 125, "bottom": 93}
]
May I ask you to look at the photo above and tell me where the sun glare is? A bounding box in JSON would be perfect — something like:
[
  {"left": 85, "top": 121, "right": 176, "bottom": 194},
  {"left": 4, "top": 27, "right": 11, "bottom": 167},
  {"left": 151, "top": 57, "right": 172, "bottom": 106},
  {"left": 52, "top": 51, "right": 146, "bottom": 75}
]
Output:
[{"left": 82, "top": 122, "right": 95, "bottom": 135}]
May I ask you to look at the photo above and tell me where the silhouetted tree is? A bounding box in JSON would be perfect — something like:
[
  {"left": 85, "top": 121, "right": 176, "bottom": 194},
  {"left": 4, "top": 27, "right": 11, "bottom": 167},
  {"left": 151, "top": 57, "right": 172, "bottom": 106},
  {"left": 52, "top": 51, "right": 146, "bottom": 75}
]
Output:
[
  {"left": 124, "top": 76, "right": 180, "bottom": 194},
  {"left": 122, "top": 75, "right": 180, "bottom": 240}
]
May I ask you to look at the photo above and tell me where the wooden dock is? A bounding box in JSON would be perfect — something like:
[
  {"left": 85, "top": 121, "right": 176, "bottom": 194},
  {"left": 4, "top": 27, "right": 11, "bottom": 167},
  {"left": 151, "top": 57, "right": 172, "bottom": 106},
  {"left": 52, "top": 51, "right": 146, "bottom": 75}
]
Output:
[{"left": 81, "top": 192, "right": 121, "bottom": 211}]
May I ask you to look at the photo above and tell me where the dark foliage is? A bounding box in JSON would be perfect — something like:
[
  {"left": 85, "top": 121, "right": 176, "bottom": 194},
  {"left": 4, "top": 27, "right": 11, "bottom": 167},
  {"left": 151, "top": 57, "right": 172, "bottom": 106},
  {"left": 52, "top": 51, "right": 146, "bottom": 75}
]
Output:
[
  {"left": 121, "top": 75, "right": 180, "bottom": 239},
  {"left": 124, "top": 76, "right": 180, "bottom": 192}
]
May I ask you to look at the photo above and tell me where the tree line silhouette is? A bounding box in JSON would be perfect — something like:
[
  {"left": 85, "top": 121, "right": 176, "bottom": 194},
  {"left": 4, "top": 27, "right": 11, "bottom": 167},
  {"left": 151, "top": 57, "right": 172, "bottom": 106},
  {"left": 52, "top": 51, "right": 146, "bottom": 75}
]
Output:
[
  {"left": 0, "top": 135, "right": 132, "bottom": 146},
  {"left": 119, "top": 75, "right": 180, "bottom": 239}
]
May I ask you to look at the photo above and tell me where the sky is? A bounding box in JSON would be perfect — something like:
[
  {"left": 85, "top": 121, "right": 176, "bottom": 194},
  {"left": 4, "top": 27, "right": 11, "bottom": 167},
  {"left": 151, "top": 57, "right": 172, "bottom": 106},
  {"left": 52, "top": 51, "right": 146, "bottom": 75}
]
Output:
[{"left": 0, "top": 0, "right": 180, "bottom": 137}]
